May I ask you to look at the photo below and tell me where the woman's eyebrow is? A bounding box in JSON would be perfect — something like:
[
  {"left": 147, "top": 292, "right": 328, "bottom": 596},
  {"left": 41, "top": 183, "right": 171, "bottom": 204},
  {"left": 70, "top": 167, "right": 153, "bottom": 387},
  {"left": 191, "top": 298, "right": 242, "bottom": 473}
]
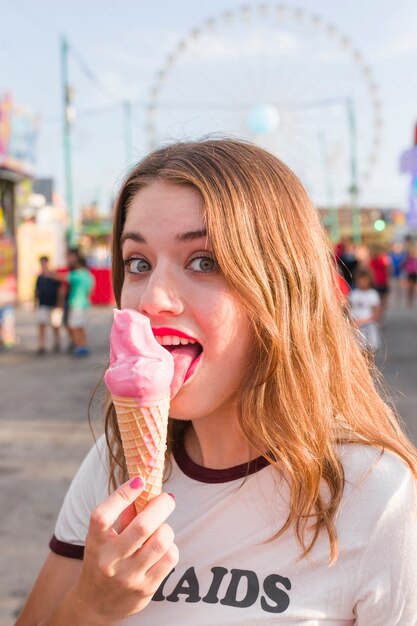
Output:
[
  {"left": 120, "top": 231, "right": 146, "bottom": 245},
  {"left": 121, "top": 228, "right": 207, "bottom": 245},
  {"left": 176, "top": 228, "right": 207, "bottom": 242}
]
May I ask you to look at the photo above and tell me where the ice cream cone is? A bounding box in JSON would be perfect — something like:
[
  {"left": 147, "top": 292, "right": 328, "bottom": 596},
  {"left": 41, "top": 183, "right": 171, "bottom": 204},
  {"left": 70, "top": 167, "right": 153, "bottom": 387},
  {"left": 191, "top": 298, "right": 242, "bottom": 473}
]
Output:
[
  {"left": 105, "top": 309, "right": 174, "bottom": 513},
  {"left": 112, "top": 393, "right": 170, "bottom": 514}
]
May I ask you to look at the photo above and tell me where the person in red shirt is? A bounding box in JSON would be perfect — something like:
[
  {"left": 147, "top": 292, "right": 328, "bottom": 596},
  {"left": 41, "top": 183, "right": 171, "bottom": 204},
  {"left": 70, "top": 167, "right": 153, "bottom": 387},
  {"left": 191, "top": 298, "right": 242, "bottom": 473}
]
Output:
[{"left": 369, "top": 245, "right": 391, "bottom": 321}]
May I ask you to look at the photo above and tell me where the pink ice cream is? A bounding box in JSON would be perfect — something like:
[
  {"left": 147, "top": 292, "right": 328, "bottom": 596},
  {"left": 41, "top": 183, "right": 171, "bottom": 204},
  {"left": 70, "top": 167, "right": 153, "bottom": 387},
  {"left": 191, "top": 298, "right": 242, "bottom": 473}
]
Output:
[{"left": 104, "top": 309, "right": 174, "bottom": 406}]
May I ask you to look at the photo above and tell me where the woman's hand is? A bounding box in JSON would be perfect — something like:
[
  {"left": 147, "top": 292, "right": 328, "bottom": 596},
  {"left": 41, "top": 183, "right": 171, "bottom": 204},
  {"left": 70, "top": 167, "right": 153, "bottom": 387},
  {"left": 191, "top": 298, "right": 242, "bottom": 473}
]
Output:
[{"left": 71, "top": 476, "right": 178, "bottom": 625}]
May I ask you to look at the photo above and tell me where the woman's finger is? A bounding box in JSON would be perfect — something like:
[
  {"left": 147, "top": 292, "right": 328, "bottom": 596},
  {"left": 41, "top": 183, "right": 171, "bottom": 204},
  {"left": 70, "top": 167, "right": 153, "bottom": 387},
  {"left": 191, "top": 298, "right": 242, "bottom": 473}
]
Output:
[
  {"left": 131, "top": 523, "right": 175, "bottom": 571},
  {"left": 113, "top": 501, "right": 137, "bottom": 535},
  {"left": 89, "top": 476, "right": 146, "bottom": 537},
  {"left": 145, "top": 543, "right": 180, "bottom": 588},
  {"left": 116, "top": 493, "right": 176, "bottom": 558}
]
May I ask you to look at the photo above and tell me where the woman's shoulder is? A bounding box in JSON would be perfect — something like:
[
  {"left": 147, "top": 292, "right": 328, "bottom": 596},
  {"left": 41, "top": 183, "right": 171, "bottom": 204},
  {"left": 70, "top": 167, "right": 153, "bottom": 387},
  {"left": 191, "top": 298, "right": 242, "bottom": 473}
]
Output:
[
  {"left": 338, "top": 443, "right": 416, "bottom": 519},
  {"left": 339, "top": 442, "right": 414, "bottom": 484},
  {"left": 79, "top": 432, "right": 109, "bottom": 471},
  {"left": 52, "top": 434, "right": 110, "bottom": 548}
]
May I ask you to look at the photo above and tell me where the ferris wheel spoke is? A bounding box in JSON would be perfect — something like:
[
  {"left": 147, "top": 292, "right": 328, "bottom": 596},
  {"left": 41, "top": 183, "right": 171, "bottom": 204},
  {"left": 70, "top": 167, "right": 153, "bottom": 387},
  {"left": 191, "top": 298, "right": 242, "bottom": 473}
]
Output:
[{"left": 278, "top": 123, "right": 349, "bottom": 199}]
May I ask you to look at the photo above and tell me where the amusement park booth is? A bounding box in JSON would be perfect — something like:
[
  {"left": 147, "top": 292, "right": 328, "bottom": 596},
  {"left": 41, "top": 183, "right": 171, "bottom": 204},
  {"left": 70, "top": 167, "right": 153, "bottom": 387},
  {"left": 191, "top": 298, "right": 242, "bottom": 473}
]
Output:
[
  {"left": 0, "top": 94, "right": 37, "bottom": 345},
  {"left": 78, "top": 217, "right": 114, "bottom": 305}
]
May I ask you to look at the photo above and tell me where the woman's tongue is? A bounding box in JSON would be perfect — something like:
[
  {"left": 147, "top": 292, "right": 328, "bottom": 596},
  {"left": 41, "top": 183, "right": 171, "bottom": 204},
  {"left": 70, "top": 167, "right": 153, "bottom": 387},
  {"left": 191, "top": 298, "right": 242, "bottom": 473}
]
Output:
[{"left": 168, "top": 343, "right": 201, "bottom": 398}]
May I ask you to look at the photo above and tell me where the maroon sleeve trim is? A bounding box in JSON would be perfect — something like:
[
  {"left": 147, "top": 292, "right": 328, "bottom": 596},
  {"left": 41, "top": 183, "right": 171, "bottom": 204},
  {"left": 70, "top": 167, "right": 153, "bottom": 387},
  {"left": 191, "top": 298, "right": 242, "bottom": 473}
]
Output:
[
  {"left": 49, "top": 535, "right": 85, "bottom": 560},
  {"left": 173, "top": 440, "right": 270, "bottom": 483}
]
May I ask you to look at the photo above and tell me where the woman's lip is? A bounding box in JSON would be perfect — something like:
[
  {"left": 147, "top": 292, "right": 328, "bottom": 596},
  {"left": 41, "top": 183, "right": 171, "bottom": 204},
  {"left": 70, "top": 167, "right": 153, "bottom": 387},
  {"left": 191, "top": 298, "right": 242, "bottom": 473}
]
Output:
[
  {"left": 184, "top": 352, "right": 202, "bottom": 383},
  {"left": 152, "top": 327, "right": 200, "bottom": 342}
]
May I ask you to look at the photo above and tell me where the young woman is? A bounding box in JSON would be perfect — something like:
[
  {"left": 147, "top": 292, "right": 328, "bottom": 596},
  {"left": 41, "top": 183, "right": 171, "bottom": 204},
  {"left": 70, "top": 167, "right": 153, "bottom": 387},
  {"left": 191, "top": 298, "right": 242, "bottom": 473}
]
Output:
[{"left": 16, "top": 139, "right": 417, "bottom": 625}]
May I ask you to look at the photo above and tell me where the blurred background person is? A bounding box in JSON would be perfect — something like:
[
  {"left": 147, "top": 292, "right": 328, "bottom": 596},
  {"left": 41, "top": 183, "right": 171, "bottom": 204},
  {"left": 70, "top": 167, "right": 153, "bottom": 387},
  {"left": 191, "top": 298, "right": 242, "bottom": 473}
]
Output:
[
  {"left": 58, "top": 276, "right": 72, "bottom": 353},
  {"left": 403, "top": 247, "right": 417, "bottom": 309},
  {"left": 389, "top": 241, "right": 407, "bottom": 304},
  {"left": 354, "top": 242, "right": 371, "bottom": 270},
  {"left": 337, "top": 238, "right": 358, "bottom": 289},
  {"left": 348, "top": 267, "right": 381, "bottom": 361},
  {"left": 369, "top": 245, "right": 391, "bottom": 321},
  {"left": 34, "top": 256, "right": 62, "bottom": 355},
  {"left": 66, "top": 248, "right": 95, "bottom": 357}
]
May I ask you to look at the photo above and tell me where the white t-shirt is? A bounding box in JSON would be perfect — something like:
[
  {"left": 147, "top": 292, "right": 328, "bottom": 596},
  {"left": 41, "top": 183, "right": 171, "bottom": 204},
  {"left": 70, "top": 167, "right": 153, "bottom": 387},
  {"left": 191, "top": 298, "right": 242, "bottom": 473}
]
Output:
[
  {"left": 51, "top": 436, "right": 417, "bottom": 625},
  {"left": 348, "top": 288, "right": 380, "bottom": 321}
]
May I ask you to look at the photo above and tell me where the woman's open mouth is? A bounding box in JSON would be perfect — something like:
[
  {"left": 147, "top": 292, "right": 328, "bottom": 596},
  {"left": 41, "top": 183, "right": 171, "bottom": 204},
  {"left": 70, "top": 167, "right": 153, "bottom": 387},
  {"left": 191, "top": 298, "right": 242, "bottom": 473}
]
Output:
[{"left": 153, "top": 330, "right": 203, "bottom": 395}]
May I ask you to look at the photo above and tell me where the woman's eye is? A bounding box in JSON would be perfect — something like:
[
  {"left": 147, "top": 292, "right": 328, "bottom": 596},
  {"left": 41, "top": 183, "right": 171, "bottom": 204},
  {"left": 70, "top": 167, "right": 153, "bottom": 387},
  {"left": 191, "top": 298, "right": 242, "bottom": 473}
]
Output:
[
  {"left": 188, "top": 256, "right": 217, "bottom": 273},
  {"left": 124, "top": 258, "right": 151, "bottom": 273}
]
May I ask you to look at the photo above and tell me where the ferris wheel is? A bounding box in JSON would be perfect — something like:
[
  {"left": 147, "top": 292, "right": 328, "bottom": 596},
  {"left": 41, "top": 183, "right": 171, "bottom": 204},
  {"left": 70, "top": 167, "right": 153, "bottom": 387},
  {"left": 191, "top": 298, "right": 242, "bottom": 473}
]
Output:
[{"left": 145, "top": 4, "right": 382, "bottom": 209}]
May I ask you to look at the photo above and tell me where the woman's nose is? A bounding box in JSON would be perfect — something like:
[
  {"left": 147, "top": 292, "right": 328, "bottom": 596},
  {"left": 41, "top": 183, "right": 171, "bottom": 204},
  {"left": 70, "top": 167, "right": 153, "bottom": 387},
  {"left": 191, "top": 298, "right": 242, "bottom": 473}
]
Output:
[{"left": 138, "top": 270, "right": 184, "bottom": 318}]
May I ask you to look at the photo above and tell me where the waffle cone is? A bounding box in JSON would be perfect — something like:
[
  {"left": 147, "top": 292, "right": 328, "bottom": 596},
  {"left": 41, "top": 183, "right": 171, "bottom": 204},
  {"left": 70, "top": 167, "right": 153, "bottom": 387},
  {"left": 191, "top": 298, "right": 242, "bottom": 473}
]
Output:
[{"left": 112, "top": 394, "right": 170, "bottom": 514}]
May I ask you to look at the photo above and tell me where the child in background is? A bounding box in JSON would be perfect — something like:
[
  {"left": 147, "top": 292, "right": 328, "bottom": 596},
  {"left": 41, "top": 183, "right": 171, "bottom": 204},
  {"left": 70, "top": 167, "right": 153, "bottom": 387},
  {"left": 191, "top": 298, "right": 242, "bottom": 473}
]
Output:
[
  {"left": 348, "top": 268, "right": 381, "bottom": 357},
  {"left": 34, "top": 256, "right": 62, "bottom": 354},
  {"left": 16, "top": 139, "right": 417, "bottom": 625}
]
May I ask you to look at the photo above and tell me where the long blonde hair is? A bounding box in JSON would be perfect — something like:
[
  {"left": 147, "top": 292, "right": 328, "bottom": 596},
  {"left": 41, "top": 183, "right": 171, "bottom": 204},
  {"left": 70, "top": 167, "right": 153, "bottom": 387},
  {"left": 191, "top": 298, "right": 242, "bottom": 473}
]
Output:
[{"left": 106, "top": 138, "right": 417, "bottom": 563}]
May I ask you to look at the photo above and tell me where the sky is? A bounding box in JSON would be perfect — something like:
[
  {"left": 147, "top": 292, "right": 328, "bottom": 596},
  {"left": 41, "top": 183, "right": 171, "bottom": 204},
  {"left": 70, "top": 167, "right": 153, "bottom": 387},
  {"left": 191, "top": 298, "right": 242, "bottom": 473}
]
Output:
[{"left": 1, "top": 0, "right": 417, "bottom": 217}]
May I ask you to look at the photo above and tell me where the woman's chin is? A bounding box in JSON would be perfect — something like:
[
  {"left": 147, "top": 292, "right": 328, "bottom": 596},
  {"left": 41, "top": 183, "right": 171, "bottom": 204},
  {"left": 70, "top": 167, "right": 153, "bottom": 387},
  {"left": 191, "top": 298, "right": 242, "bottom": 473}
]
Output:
[{"left": 169, "top": 393, "right": 199, "bottom": 422}]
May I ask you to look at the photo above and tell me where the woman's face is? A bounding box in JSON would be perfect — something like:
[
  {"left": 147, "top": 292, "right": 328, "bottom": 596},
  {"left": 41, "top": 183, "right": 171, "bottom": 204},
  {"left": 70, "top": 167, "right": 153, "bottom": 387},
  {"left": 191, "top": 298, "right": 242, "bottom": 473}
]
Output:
[{"left": 120, "top": 180, "right": 252, "bottom": 421}]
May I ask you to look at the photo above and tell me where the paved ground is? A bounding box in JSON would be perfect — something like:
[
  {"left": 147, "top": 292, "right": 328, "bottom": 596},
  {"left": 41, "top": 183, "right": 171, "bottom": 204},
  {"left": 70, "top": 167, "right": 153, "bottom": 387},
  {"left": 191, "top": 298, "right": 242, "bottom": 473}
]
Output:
[
  {"left": 0, "top": 306, "right": 113, "bottom": 624},
  {"left": 375, "top": 306, "right": 417, "bottom": 444},
  {"left": 1, "top": 301, "right": 417, "bottom": 624}
]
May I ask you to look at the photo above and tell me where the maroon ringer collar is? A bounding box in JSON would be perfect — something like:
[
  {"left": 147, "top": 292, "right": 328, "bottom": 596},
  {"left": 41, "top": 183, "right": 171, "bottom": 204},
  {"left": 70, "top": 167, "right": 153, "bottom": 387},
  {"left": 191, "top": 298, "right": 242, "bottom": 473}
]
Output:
[{"left": 173, "top": 440, "right": 270, "bottom": 484}]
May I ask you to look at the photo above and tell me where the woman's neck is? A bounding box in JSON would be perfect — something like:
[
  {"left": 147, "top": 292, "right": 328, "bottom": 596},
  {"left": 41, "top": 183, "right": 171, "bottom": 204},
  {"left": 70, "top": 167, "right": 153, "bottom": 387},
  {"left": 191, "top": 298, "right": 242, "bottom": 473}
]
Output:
[{"left": 183, "top": 415, "right": 259, "bottom": 469}]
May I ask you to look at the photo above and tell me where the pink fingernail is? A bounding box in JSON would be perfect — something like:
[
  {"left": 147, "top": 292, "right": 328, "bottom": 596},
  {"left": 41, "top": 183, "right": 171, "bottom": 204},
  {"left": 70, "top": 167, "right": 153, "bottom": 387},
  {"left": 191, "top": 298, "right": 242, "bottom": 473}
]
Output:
[
  {"left": 129, "top": 476, "right": 144, "bottom": 490},
  {"left": 168, "top": 493, "right": 175, "bottom": 501}
]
